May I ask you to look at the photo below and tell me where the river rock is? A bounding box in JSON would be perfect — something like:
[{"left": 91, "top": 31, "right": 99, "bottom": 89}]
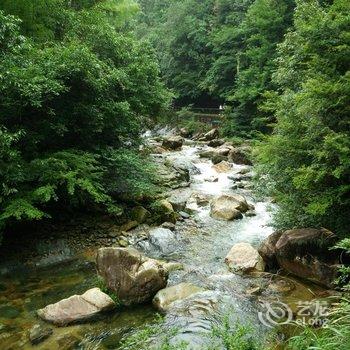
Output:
[
  {"left": 208, "top": 139, "right": 225, "bottom": 147},
  {"left": 162, "top": 136, "right": 184, "bottom": 150},
  {"left": 154, "top": 199, "right": 177, "bottom": 224},
  {"left": 29, "top": 324, "right": 53, "bottom": 345},
  {"left": 37, "top": 288, "right": 115, "bottom": 326},
  {"left": 151, "top": 145, "right": 167, "bottom": 154},
  {"left": 161, "top": 222, "right": 176, "bottom": 231},
  {"left": 267, "top": 279, "right": 295, "bottom": 294},
  {"left": 199, "top": 148, "right": 229, "bottom": 164},
  {"left": 179, "top": 127, "right": 191, "bottom": 138},
  {"left": 167, "top": 188, "right": 193, "bottom": 211},
  {"left": 228, "top": 148, "right": 252, "bottom": 165},
  {"left": 190, "top": 193, "right": 211, "bottom": 206},
  {"left": 167, "top": 290, "right": 220, "bottom": 319},
  {"left": 131, "top": 206, "right": 151, "bottom": 224},
  {"left": 259, "top": 228, "right": 339, "bottom": 288},
  {"left": 155, "top": 157, "right": 190, "bottom": 189},
  {"left": 96, "top": 247, "right": 168, "bottom": 305},
  {"left": 179, "top": 211, "right": 190, "bottom": 219},
  {"left": 225, "top": 243, "right": 265, "bottom": 274},
  {"left": 246, "top": 286, "right": 262, "bottom": 296},
  {"left": 153, "top": 283, "right": 203, "bottom": 312},
  {"left": 258, "top": 231, "right": 283, "bottom": 269},
  {"left": 212, "top": 154, "right": 227, "bottom": 165},
  {"left": 199, "top": 128, "right": 219, "bottom": 141},
  {"left": 199, "top": 149, "right": 215, "bottom": 159},
  {"left": 210, "top": 194, "right": 249, "bottom": 221},
  {"left": 163, "top": 262, "right": 184, "bottom": 272},
  {"left": 205, "top": 175, "right": 219, "bottom": 182},
  {"left": 168, "top": 157, "right": 201, "bottom": 176},
  {"left": 149, "top": 228, "right": 177, "bottom": 255},
  {"left": 120, "top": 220, "right": 139, "bottom": 232},
  {"left": 212, "top": 161, "right": 231, "bottom": 173}
]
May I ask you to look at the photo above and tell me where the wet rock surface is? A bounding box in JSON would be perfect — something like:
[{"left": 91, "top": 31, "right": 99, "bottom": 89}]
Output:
[
  {"left": 96, "top": 247, "right": 168, "bottom": 305},
  {"left": 29, "top": 324, "right": 53, "bottom": 344},
  {"left": 225, "top": 243, "right": 265, "bottom": 274},
  {"left": 210, "top": 194, "right": 249, "bottom": 220},
  {"left": 0, "top": 129, "right": 331, "bottom": 350},
  {"left": 37, "top": 288, "right": 115, "bottom": 326},
  {"left": 153, "top": 282, "right": 204, "bottom": 312},
  {"left": 148, "top": 228, "right": 178, "bottom": 256},
  {"left": 259, "top": 228, "right": 340, "bottom": 287},
  {"left": 162, "top": 135, "right": 184, "bottom": 150}
]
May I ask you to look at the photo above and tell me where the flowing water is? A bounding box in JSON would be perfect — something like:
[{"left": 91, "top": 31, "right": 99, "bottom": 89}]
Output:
[{"left": 0, "top": 136, "right": 322, "bottom": 349}]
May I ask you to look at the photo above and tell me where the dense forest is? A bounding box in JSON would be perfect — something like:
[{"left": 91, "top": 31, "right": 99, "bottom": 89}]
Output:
[
  {"left": 0, "top": 0, "right": 349, "bottom": 349},
  {"left": 0, "top": 0, "right": 171, "bottom": 239},
  {"left": 137, "top": 0, "right": 350, "bottom": 234}
]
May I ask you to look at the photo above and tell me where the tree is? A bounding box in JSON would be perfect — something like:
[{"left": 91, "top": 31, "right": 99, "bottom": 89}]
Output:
[
  {"left": 0, "top": 1, "right": 170, "bottom": 237},
  {"left": 256, "top": 0, "right": 350, "bottom": 235},
  {"left": 222, "top": 0, "right": 295, "bottom": 136}
]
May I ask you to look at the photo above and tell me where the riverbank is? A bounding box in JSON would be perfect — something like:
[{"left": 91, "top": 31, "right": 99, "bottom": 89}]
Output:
[{"left": 0, "top": 128, "right": 338, "bottom": 349}]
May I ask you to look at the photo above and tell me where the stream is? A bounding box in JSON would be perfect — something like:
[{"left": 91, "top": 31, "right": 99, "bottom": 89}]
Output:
[{"left": 0, "top": 133, "right": 323, "bottom": 349}]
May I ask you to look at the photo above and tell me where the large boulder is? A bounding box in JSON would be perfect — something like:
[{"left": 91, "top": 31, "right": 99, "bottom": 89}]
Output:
[
  {"left": 154, "top": 157, "right": 190, "bottom": 189},
  {"left": 210, "top": 194, "right": 249, "bottom": 221},
  {"left": 199, "top": 147, "right": 230, "bottom": 164},
  {"left": 199, "top": 128, "right": 219, "bottom": 141},
  {"left": 212, "top": 161, "right": 231, "bottom": 173},
  {"left": 208, "top": 139, "right": 225, "bottom": 147},
  {"left": 259, "top": 228, "right": 340, "bottom": 288},
  {"left": 258, "top": 230, "right": 283, "bottom": 269},
  {"left": 225, "top": 243, "right": 265, "bottom": 274},
  {"left": 179, "top": 128, "right": 191, "bottom": 138},
  {"left": 162, "top": 136, "right": 184, "bottom": 150},
  {"left": 214, "top": 147, "right": 231, "bottom": 157},
  {"left": 153, "top": 283, "right": 203, "bottom": 312},
  {"left": 131, "top": 206, "right": 151, "bottom": 224},
  {"left": 228, "top": 148, "right": 252, "bottom": 165},
  {"left": 168, "top": 157, "right": 200, "bottom": 176},
  {"left": 37, "top": 288, "right": 115, "bottom": 326},
  {"left": 167, "top": 188, "right": 193, "bottom": 211},
  {"left": 96, "top": 247, "right": 168, "bottom": 305},
  {"left": 153, "top": 199, "right": 177, "bottom": 224},
  {"left": 29, "top": 324, "right": 53, "bottom": 345},
  {"left": 148, "top": 228, "right": 178, "bottom": 255}
]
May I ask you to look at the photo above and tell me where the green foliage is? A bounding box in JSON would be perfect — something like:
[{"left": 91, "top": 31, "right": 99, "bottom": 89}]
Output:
[
  {"left": 331, "top": 239, "right": 350, "bottom": 290},
  {"left": 102, "top": 148, "right": 159, "bottom": 202},
  {"left": 209, "top": 316, "right": 261, "bottom": 350},
  {"left": 225, "top": 0, "right": 295, "bottom": 135},
  {"left": 119, "top": 315, "right": 188, "bottom": 350},
  {"left": 176, "top": 107, "right": 212, "bottom": 134},
  {"left": 255, "top": 0, "right": 350, "bottom": 235},
  {"left": 95, "top": 276, "right": 121, "bottom": 306},
  {"left": 0, "top": 2, "right": 170, "bottom": 236},
  {"left": 286, "top": 299, "right": 350, "bottom": 350},
  {"left": 137, "top": 0, "right": 294, "bottom": 134}
]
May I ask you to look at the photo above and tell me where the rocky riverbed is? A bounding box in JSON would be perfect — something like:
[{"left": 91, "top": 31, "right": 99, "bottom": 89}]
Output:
[{"left": 0, "top": 128, "right": 334, "bottom": 349}]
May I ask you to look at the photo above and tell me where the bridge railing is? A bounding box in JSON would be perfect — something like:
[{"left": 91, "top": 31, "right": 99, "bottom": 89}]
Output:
[{"left": 173, "top": 107, "right": 223, "bottom": 125}]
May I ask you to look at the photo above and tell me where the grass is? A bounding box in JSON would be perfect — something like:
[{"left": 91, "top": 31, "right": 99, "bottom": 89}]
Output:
[
  {"left": 208, "top": 316, "right": 262, "bottom": 350},
  {"left": 95, "top": 276, "right": 121, "bottom": 306},
  {"left": 285, "top": 298, "right": 350, "bottom": 350},
  {"left": 118, "top": 315, "right": 188, "bottom": 350}
]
